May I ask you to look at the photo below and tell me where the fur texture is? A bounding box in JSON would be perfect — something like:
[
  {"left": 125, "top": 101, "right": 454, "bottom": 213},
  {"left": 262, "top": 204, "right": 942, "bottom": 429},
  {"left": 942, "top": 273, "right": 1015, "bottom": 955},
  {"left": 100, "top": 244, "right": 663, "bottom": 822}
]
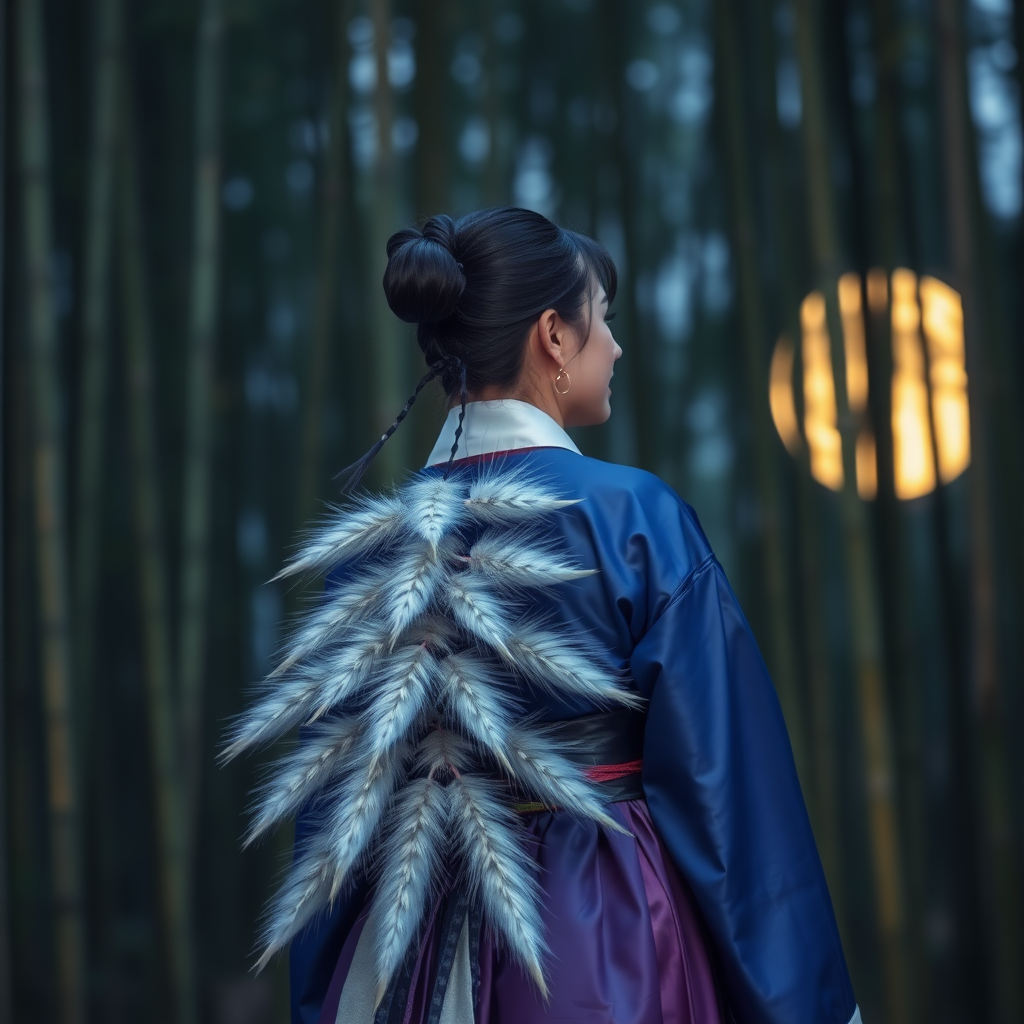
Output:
[
  {"left": 440, "top": 651, "right": 518, "bottom": 775},
  {"left": 273, "top": 494, "right": 406, "bottom": 581},
  {"left": 448, "top": 773, "right": 550, "bottom": 998},
  {"left": 367, "top": 778, "right": 449, "bottom": 1007},
  {"left": 243, "top": 716, "right": 362, "bottom": 847},
  {"left": 467, "top": 531, "right": 597, "bottom": 589},
  {"left": 224, "top": 467, "right": 642, "bottom": 1001}
]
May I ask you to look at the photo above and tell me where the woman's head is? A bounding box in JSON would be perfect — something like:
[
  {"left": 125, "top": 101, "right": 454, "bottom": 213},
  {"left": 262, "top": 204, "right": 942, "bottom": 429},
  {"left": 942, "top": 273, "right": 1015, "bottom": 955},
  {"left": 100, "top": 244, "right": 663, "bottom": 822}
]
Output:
[{"left": 383, "top": 207, "right": 620, "bottom": 426}]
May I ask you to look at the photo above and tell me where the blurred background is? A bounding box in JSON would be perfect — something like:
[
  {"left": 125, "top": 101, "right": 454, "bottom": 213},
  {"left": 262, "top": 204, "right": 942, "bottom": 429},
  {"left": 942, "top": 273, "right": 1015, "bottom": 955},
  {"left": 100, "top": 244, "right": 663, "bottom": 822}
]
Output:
[{"left": 2, "top": 0, "right": 1023, "bottom": 1021}]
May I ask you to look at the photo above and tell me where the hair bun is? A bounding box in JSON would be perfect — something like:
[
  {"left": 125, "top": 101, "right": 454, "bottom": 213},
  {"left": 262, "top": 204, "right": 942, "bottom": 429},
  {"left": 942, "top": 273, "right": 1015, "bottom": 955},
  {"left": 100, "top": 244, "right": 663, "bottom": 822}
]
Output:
[{"left": 383, "top": 215, "right": 466, "bottom": 324}]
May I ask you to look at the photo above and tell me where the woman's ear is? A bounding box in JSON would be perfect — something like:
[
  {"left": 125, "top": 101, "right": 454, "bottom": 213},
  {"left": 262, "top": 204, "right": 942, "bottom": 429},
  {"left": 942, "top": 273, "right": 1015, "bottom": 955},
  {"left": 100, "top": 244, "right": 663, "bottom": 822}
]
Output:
[{"left": 535, "top": 308, "right": 565, "bottom": 367}]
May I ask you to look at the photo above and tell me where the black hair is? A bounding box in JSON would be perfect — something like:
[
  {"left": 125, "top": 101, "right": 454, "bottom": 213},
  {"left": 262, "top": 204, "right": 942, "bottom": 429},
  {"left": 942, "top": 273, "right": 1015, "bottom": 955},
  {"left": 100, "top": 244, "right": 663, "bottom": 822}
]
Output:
[
  {"left": 339, "top": 207, "right": 617, "bottom": 490},
  {"left": 384, "top": 207, "right": 617, "bottom": 395}
]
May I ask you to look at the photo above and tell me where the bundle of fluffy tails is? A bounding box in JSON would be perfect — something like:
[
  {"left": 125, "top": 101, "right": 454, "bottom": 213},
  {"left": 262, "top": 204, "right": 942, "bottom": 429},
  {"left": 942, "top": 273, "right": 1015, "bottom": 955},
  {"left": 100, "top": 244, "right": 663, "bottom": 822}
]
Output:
[{"left": 221, "top": 464, "right": 642, "bottom": 1004}]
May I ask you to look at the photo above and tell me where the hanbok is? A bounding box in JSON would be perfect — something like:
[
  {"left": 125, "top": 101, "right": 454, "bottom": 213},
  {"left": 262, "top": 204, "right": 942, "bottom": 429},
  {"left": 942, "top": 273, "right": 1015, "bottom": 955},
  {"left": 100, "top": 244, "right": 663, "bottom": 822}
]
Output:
[{"left": 263, "top": 400, "right": 860, "bottom": 1024}]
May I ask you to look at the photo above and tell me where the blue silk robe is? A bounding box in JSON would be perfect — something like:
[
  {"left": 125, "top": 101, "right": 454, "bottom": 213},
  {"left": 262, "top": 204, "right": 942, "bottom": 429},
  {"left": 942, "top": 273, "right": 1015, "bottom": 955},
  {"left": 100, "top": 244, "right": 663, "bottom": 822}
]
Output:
[{"left": 290, "top": 401, "right": 859, "bottom": 1024}]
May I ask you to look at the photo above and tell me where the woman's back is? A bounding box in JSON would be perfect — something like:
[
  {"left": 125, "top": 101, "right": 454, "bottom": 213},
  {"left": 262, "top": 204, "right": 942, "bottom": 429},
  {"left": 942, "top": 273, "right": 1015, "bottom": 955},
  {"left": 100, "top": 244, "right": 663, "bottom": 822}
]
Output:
[
  {"left": 227, "top": 207, "right": 860, "bottom": 1024},
  {"left": 285, "top": 436, "right": 725, "bottom": 1024},
  {"left": 282, "top": 427, "right": 854, "bottom": 1024}
]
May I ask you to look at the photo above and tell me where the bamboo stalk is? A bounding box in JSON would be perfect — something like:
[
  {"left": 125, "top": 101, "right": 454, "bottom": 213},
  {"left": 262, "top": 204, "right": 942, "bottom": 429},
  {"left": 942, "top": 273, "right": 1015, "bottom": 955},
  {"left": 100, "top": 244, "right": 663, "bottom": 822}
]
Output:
[
  {"left": 118, "top": 85, "right": 200, "bottom": 1024},
  {"left": 0, "top": 0, "right": 11, "bottom": 1015},
  {"left": 178, "top": 0, "right": 224, "bottom": 855},
  {"left": 336, "top": 60, "right": 373, "bottom": 474},
  {"left": 714, "top": 0, "right": 807, "bottom": 779},
  {"left": 863, "top": 0, "right": 917, "bottom": 779},
  {"left": 16, "top": 1, "right": 87, "bottom": 1020},
  {"left": 916, "top": 273, "right": 987, "bottom": 1012},
  {"left": 414, "top": 0, "right": 450, "bottom": 218},
  {"left": 963, "top": 13, "right": 1024, "bottom": 939},
  {"left": 583, "top": 5, "right": 615, "bottom": 466},
  {"left": 963, "top": 0, "right": 1024, "bottom": 728},
  {"left": 849, "top": 0, "right": 932, "bottom": 1010},
  {"left": 368, "top": 0, "right": 406, "bottom": 482},
  {"left": 750, "top": 0, "right": 848, "bottom": 940},
  {"left": 933, "top": 2, "right": 1023, "bottom": 1019},
  {"left": 481, "top": 0, "right": 502, "bottom": 208},
  {"left": 791, "top": 3, "right": 912, "bottom": 1021},
  {"left": 295, "top": 0, "right": 351, "bottom": 529},
  {"left": 74, "top": 0, "right": 122, "bottom": 843},
  {"left": 600, "top": 0, "right": 653, "bottom": 470},
  {"left": 613, "top": 7, "right": 653, "bottom": 472},
  {"left": 7, "top": 346, "right": 50, "bottom": 1007}
]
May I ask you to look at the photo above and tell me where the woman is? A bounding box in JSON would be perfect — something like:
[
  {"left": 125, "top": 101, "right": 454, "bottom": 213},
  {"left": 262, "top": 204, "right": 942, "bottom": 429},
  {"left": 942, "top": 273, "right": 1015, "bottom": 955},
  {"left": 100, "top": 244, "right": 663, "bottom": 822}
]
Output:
[{"left": 227, "top": 208, "right": 860, "bottom": 1024}]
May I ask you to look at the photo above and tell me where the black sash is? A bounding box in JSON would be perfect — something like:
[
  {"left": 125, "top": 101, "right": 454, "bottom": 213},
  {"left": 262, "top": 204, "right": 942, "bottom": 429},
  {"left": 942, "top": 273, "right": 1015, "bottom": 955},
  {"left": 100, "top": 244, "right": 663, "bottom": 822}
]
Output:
[{"left": 541, "top": 707, "right": 646, "bottom": 803}]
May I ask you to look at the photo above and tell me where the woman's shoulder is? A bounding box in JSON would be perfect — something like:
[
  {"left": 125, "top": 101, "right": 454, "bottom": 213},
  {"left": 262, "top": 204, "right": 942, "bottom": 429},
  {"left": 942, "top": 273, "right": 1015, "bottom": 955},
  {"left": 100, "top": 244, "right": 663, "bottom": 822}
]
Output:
[
  {"left": 548, "top": 450, "right": 704, "bottom": 524},
  {"left": 519, "top": 448, "right": 715, "bottom": 584},
  {"left": 577, "top": 454, "right": 686, "bottom": 505},
  {"left": 515, "top": 445, "right": 679, "bottom": 499}
]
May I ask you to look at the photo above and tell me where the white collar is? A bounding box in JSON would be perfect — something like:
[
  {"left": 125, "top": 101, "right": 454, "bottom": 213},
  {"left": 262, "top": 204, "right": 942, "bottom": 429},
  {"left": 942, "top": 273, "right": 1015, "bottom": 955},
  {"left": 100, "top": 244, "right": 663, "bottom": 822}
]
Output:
[{"left": 424, "top": 399, "right": 582, "bottom": 466}]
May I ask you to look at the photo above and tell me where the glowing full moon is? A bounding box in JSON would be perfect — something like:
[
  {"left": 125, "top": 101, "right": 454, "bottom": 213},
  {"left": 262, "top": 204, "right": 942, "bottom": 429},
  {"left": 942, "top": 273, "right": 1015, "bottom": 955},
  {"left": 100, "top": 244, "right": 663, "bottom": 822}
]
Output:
[{"left": 769, "top": 270, "right": 970, "bottom": 500}]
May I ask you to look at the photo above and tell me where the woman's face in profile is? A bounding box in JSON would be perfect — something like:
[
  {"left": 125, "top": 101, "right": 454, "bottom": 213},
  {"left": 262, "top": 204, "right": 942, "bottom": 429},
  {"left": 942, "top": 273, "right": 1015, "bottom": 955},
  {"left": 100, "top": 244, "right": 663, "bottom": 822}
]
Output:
[{"left": 559, "top": 285, "right": 622, "bottom": 428}]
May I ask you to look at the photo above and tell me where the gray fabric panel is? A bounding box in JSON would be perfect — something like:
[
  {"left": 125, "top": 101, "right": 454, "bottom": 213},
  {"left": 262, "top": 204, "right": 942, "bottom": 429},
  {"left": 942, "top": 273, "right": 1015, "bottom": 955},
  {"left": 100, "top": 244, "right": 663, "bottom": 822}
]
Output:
[{"left": 438, "top": 919, "right": 473, "bottom": 1024}]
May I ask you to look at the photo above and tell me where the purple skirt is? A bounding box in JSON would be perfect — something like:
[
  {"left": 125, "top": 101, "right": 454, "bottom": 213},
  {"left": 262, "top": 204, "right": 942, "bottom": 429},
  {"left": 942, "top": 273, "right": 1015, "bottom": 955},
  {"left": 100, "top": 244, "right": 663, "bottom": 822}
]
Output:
[{"left": 317, "top": 800, "right": 726, "bottom": 1024}]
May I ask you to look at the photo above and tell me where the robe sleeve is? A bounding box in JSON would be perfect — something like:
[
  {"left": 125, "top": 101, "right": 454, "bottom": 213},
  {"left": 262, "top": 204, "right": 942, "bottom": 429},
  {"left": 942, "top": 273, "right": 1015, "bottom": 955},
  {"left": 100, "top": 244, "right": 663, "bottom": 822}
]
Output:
[{"left": 633, "top": 552, "right": 858, "bottom": 1024}]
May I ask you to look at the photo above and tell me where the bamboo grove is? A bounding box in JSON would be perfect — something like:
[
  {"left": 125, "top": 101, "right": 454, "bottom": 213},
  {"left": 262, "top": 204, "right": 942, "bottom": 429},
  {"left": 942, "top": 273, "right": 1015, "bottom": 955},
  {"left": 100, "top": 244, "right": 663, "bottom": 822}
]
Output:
[{"left": 2, "top": 0, "right": 1022, "bottom": 1022}]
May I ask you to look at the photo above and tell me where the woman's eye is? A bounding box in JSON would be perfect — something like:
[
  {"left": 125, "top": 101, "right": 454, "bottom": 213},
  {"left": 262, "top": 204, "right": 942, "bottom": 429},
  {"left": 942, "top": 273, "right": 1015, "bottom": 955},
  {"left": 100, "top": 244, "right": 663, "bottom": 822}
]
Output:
[{"left": 604, "top": 312, "right": 617, "bottom": 323}]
